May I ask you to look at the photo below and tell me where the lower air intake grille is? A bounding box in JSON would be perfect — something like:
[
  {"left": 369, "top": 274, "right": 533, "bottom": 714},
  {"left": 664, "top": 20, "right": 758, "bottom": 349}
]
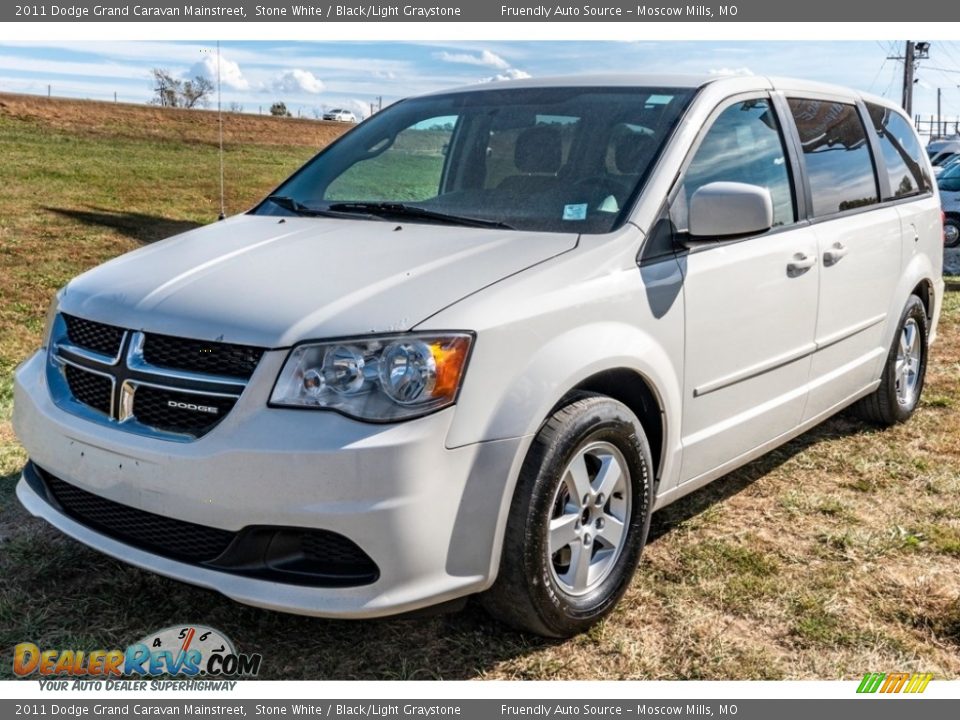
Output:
[
  {"left": 32, "top": 465, "right": 380, "bottom": 587},
  {"left": 43, "top": 469, "right": 235, "bottom": 563}
]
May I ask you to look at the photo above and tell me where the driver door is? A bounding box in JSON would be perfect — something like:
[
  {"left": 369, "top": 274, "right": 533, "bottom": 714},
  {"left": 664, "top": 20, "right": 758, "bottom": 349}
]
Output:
[{"left": 677, "top": 95, "right": 820, "bottom": 484}]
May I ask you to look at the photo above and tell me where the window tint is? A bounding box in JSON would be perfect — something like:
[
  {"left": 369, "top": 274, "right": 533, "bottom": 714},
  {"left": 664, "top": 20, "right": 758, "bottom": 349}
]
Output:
[
  {"left": 787, "top": 99, "right": 878, "bottom": 216},
  {"left": 680, "top": 98, "right": 795, "bottom": 228},
  {"left": 867, "top": 103, "right": 931, "bottom": 198}
]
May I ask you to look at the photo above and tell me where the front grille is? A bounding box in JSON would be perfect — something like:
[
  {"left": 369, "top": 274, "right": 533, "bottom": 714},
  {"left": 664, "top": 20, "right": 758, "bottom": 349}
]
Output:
[
  {"left": 64, "top": 364, "right": 112, "bottom": 415},
  {"left": 43, "top": 469, "right": 235, "bottom": 562},
  {"left": 62, "top": 314, "right": 125, "bottom": 358},
  {"left": 50, "top": 313, "right": 262, "bottom": 441},
  {"left": 132, "top": 385, "right": 237, "bottom": 437},
  {"left": 143, "top": 333, "right": 264, "bottom": 379}
]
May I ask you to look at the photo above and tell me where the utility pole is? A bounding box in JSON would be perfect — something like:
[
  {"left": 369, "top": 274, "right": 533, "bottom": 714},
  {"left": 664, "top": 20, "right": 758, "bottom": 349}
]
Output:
[
  {"left": 902, "top": 41, "right": 916, "bottom": 117},
  {"left": 890, "top": 41, "right": 930, "bottom": 119},
  {"left": 937, "top": 87, "right": 942, "bottom": 138}
]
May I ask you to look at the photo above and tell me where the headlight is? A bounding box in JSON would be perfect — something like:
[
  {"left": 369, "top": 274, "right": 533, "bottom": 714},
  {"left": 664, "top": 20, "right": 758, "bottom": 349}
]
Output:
[
  {"left": 40, "top": 290, "right": 63, "bottom": 351},
  {"left": 269, "top": 333, "right": 473, "bottom": 421}
]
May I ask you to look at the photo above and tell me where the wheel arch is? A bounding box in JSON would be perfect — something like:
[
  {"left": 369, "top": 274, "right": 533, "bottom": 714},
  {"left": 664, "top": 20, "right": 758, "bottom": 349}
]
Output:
[
  {"left": 912, "top": 277, "right": 935, "bottom": 324},
  {"left": 554, "top": 368, "right": 666, "bottom": 493}
]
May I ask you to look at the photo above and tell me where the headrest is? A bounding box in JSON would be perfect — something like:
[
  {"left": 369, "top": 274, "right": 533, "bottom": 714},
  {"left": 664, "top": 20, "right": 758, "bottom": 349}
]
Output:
[{"left": 614, "top": 134, "right": 654, "bottom": 174}]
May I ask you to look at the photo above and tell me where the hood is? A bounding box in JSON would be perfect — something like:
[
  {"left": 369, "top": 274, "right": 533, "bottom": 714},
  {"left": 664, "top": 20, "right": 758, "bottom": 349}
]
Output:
[{"left": 59, "top": 215, "right": 578, "bottom": 348}]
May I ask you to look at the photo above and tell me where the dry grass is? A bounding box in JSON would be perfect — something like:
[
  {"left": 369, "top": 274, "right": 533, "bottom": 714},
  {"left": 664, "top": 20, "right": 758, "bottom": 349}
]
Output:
[
  {"left": 0, "top": 92, "right": 348, "bottom": 147},
  {"left": 0, "top": 94, "right": 958, "bottom": 680}
]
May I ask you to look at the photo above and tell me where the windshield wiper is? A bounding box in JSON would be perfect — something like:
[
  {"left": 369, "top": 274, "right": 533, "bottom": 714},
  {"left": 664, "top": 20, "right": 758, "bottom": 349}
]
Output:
[
  {"left": 327, "top": 202, "right": 515, "bottom": 230},
  {"left": 265, "top": 195, "right": 319, "bottom": 215},
  {"left": 265, "top": 195, "right": 370, "bottom": 220}
]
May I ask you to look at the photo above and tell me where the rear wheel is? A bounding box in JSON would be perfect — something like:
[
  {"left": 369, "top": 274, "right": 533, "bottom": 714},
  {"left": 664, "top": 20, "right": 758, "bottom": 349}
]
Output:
[
  {"left": 851, "top": 295, "right": 928, "bottom": 426},
  {"left": 481, "top": 393, "right": 653, "bottom": 637}
]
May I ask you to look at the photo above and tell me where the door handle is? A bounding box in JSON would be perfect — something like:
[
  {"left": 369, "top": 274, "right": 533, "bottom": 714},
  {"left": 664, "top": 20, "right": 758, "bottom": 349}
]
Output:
[
  {"left": 823, "top": 242, "right": 848, "bottom": 266},
  {"left": 787, "top": 252, "right": 816, "bottom": 276}
]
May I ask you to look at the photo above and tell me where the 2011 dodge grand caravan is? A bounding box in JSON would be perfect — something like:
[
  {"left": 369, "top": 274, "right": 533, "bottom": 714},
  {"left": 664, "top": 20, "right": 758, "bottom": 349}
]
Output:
[{"left": 14, "top": 74, "right": 943, "bottom": 637}]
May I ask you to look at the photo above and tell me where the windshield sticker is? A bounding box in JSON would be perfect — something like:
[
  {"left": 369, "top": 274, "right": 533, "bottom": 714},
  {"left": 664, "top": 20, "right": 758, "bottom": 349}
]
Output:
[{"left": 563, "top": 203, "right": 588, "bottom": 220}]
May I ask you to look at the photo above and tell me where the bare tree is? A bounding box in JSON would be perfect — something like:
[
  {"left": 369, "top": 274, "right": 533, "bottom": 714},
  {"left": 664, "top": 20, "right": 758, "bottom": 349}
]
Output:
[
  {"left": 150, "top": 68, "right": 214, "bottom": 109},
  {"left": 181, "top": 76, "right": 214, "bottom": 109},
  {"left": 228, "top": 102, "right": 245, "bottom": 113},
  {"left": 150, "top": 68, "right": 181, "bottom": 107}
]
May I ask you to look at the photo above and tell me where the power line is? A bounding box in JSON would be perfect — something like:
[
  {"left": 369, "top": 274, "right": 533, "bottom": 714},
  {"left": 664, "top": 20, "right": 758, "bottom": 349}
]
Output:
[{"left": 868, "top": 58, "right": 889, "bottom": 94}]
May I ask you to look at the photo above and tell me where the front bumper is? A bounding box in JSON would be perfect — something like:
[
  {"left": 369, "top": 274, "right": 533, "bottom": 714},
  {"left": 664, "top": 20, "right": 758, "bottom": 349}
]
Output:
[{"left": 13, "top": 350, "right": 525, "bottom": 618}]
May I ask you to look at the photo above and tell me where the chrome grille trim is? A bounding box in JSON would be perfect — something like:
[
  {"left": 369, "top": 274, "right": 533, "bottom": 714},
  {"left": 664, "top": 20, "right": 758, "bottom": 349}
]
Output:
[{"left": 125, "top": 332, "right": 247, "bottom": 389}]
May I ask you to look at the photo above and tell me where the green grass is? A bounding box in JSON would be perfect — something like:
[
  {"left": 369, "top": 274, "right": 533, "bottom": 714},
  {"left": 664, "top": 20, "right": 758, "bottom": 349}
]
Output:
[{"left": 0, "top": 97, "right": 959, "bottom": 681}]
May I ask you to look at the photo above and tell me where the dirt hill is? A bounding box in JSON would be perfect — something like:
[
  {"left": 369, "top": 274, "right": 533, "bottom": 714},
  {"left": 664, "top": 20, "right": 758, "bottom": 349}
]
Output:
[{"left": 0, "top": 92, "right": 349, "bottom": 148}]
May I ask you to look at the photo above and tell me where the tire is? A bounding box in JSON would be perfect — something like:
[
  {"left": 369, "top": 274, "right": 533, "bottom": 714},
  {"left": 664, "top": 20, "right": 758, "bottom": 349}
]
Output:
[
  {"left": 851, "top": 295, "right": 928, "bottom": 426},
  {"left": 481, "top": 393, "right": 654, "bottom": 637},
  {"left": 945, "top": 218, "right": 960, "bottom": 249}
]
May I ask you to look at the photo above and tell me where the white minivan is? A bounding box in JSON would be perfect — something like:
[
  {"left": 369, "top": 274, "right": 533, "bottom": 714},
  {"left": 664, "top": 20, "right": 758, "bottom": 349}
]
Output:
[{"left": 14, "top": 74, "right": 943, "bottom": 637}]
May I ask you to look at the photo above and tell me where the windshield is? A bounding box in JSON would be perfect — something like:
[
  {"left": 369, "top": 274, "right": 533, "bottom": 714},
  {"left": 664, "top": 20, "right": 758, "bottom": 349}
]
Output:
[
  {"left": 253, "top": 85, "right": 695, "bottom": 233},
  {"left": 932, "top": 151, "right": 957, "bottom": 167}
]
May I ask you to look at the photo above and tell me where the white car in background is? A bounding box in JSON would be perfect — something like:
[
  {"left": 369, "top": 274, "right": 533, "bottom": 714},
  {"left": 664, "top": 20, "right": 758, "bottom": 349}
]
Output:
[
  {"left": 322, "top": 108, "right": 357, "bottom": 123},
  {"left": 14, "top": 74, "right": 944, "bottom": 637}
]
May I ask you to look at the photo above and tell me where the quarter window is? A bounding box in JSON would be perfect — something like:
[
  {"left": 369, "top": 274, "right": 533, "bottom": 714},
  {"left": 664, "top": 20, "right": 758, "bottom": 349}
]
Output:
[
  {"left": 787, "top": 99, "right": 879, "bottom": 216},
  {"left": 680, "top": 98, "right": 795, "bottom": 229},
  {"left": 866, "top": 103, "right": 931, "bottom": 198}
]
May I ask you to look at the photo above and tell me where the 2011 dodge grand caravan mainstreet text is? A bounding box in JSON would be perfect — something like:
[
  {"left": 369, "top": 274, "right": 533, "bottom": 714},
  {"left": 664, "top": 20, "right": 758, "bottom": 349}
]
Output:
[{"left": 13, "top": 74, "right": 944, "bottom": 637}]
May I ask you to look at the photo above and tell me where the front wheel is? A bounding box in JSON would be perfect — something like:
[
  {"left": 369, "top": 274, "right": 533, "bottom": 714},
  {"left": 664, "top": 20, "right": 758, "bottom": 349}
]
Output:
[
  {"left": 481, "top": 393, "right": 653, "bottom": 637},
  {"left": 851, "top": 294, "right": 928, "bottom": 426}
]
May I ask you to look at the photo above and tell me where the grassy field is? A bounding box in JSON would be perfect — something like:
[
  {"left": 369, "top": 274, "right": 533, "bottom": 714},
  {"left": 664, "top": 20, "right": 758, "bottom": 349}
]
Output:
[{"left": 1, "top": 94, "right": 958, "bottom": 681}]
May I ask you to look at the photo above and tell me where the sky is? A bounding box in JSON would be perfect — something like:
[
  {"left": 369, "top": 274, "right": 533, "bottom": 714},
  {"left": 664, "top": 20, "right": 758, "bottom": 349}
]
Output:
[{"left": 1, "top": 40, "right": 959, "bottom": 133}]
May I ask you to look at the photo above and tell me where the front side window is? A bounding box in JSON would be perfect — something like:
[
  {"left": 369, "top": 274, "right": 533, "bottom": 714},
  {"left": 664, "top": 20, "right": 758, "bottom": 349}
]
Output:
[
  {"left": 677, "top": 97, "right": 795, "bottom": 229},
  {"left": 253, "top": 86, "right": 695, "bottom": 234},
  {"left": 866, "top": 103, "right": 931, "bottom": 198},
  {"left": 788, "top": 99, "right": 879, "bottom": 216}
]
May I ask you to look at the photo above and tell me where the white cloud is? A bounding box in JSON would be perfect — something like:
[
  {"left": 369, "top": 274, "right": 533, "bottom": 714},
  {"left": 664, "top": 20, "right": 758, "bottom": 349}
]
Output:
[
  {"left": 190, "top": 54, "right": 249, "bottom": 90},
  {"left": 271, "top": 69, "right": 325, "bottom": 94},
  {"left": 708, "top": 67, "right": 754, "bottom": 77},
  {"left": 435, "top": 49, "right": 510, "bottom": 69},
  {"left": 480, "top": 68, "right": 532, "bottom": 83}
]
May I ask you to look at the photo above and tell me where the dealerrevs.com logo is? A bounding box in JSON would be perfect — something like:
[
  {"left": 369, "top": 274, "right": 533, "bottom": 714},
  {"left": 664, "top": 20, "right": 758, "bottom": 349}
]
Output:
[{"left": 13, "top": 625, "right": 262, "bottom": 689}]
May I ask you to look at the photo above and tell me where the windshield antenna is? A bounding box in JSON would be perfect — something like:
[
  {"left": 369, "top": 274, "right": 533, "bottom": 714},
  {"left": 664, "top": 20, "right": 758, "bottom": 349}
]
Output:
[{"left": 217, "top": 39, "right": 226, "bottom": 221}]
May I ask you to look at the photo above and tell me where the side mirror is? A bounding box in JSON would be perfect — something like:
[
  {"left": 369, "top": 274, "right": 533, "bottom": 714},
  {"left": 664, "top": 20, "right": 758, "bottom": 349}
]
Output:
[{"left": 688, "top": 181, "right": 773, "bottom": 239}]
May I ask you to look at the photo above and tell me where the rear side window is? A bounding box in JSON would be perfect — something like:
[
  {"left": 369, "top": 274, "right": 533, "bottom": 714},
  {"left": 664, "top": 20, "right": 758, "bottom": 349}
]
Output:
[
  {"left": 680, "top": 98, "right": 796, "bottom": 228},
  {"left": 787, "top": 99, "right": 879, "bottom": 216},
  {"left": 866, "top": 103, "right": 931, "bottom": 198}
]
